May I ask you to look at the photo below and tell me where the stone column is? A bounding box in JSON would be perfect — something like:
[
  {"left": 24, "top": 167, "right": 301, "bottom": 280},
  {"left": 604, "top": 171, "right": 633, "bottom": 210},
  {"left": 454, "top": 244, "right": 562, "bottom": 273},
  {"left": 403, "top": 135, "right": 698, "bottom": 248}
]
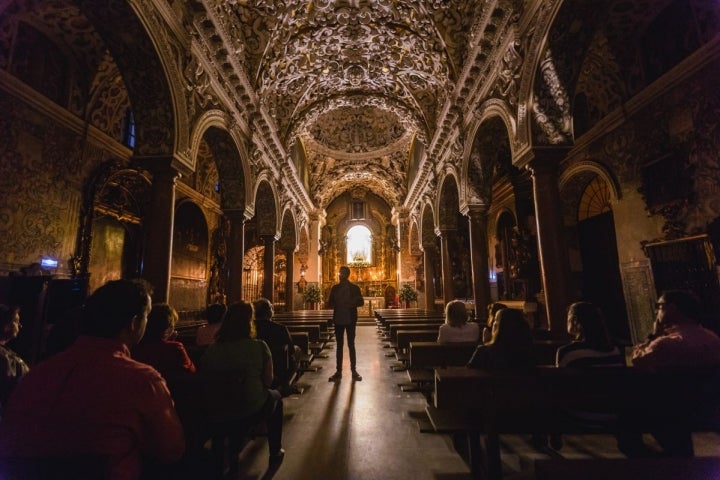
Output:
[
  {"left": 438, "top": 229, "right": 455, "bottom": 303},
  {"left": 527, "top": 148, "right": 574, "bottom": 334},
  {"left": 395, "top": 209, "right": 413, "bottom": 284},
  {"left": 307, "top": 212, "right": 322, "bottom": 285},
  {"left": 465, "top": 204, "right": 491, "bottom": 322},
  {"left": 261, "top": 234, "right": 276, "bottom": 301},
  {"left": 226, "top": 211, "right": 246, "bottom": 303},
  {"left": 143, "top": 161, "right": 178, "bottom": 302},
  {"left": 423, "top": 246, "right": 437, "bottom": 310}
]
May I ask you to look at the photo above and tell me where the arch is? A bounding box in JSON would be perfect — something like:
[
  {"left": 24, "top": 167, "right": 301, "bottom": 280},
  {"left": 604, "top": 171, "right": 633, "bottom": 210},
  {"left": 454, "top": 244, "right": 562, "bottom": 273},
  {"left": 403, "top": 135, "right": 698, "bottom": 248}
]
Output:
[
  {"left": 420, "top": 202, "right": 436, "bottom": 250},
  {"left": 253, "top": 179, "right": 279, "bottom": 237},
  {"left": 78, "top": 0, "right": 186, "bottom": 160},
  {"left": 514, "top": 1, "right": 568, "bottom": 151},
  {"left": 559, "top": 160, "right": 621, "bottom": 203},
  {"left": 462, "top": 113, "right": 513, "bottom": 210},
  {"left": 346, "top": 224, "right": 373, "bottom": 265},
  {"left": 200, "top": 126, "right": 249, "bottom": 212},
  {"left": 436, "top": 173, "right": 461, "bottom": 230},
  {"left": 279, "top": 207, "right": 298, "bottom": 252}
]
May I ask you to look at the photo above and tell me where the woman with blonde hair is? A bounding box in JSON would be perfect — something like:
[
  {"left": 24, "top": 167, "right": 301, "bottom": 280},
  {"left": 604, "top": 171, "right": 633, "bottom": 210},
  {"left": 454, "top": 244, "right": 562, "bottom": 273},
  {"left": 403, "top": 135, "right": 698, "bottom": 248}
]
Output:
[{"left": 437, "top": 300, "right": 480, "bottom": 343}]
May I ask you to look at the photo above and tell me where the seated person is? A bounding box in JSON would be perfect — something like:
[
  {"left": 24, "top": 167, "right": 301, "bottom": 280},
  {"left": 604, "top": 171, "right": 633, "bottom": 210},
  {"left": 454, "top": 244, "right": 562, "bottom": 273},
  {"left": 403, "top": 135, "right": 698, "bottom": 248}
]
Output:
[
  {"left": 254, "top": 298, "right": 301, "bottom": 396},
  {"left": 482, "top": 302, "right": 507, "bottom": 344},
  {"left": 556, "top": 302, "right": 625, "bottom": 368},
  {"left": 552, "top": 302, "right": 625, "bottom": 450},
  {"left": 437, "top": 300, "right": 480, "bottom": 343},
  {"left": 0, "top": 305, "right": 29, "bottom": 416},
  {"left": 195, "top": 303, "right": 227, "bottom": 347},
  {"left": 0, "top": 279, "right": 185, "bottom": 479},
  {"left": 200, "top": 301, "right": 284, "bottom": 469},
  {"left": 468, "top": 308, "right": 534, "bottom": 370},
  {"left": 133, "top": 303, "right": 196, "bottom": 378},
  {"left": 619, "top": 289, "right": 720, "bottom": 458}
]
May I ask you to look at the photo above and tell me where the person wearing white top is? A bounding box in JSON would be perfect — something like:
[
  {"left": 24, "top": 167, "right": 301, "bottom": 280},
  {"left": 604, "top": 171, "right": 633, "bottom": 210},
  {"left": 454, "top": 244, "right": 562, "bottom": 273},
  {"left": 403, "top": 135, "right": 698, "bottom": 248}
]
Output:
[{"left": 437, "top": 300, "right": 480, "bottom": 344}]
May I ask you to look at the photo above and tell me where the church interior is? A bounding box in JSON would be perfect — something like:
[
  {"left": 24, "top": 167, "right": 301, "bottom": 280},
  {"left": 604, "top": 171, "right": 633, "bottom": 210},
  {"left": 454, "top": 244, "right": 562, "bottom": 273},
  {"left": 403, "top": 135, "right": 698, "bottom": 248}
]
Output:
[{"left": 1, "top": 0, "right": 719, "bottom": 478}]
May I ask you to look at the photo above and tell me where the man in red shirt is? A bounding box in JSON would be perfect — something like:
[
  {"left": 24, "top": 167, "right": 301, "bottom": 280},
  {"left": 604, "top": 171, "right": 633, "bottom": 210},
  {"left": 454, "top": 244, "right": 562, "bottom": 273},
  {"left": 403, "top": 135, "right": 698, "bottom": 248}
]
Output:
[{"left": 0, "top": 279, "right": 185, "bottom": 479}]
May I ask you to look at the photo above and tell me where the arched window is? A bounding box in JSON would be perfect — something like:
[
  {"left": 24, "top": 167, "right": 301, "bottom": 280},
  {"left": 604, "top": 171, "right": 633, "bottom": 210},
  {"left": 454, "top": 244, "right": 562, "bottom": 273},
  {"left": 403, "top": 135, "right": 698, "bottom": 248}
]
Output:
[{"left": 346, "top": 225, "right": 372, "bottom": 265}]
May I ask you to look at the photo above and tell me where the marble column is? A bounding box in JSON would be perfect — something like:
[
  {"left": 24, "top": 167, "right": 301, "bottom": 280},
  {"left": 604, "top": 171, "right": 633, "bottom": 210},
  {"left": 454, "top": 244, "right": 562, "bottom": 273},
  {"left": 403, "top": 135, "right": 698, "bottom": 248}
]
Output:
[
  {"left": 143, "top": 162, "right": 178, "bottom": 303},
  {"left": 527, "top": 148, "right": 574, "bottom": 334},
  {"left": 307, "top": 213, "right": 322, "bottom": 286},
  {"left": 439, "top": 229, "right": 455, "bottom": 303},
  {"left": 261, "top": 234, "right": 276, "bottom": 301},
  {"left": 466, "top": 204, "right": 491, "bottom": 322},
  {"left": 226, "top": 211, "right": 246, "bottom": 303},
  {"left": 396, "top": 209, "right": 413, "bottom": 284},
  {"left": 423, "top": 246, "right": 437, "bottom": 310}
]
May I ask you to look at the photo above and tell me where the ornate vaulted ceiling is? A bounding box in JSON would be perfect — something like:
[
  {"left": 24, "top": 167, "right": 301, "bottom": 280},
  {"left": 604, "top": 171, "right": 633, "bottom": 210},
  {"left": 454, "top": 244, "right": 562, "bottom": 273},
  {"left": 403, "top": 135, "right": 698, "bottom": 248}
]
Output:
[{"left": 226, "top": 0, "right": 482, "bottom": 209}]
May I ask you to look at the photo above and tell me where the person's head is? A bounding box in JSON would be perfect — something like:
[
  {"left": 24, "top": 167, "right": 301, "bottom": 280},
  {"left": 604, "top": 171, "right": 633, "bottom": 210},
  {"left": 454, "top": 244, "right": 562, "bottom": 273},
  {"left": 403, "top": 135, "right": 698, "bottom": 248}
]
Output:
[
  {"left": 216, "top": 300, "right": 255, "bottom": 342},
  {"left": 143, "top": 303, "right": 178, "bottom": 342},
  {"left": 445, "top": 300, "right": 468, "bottom": 327},
  {"left": 205, "top": 303, "right": 227, "bottom": 325},
  {"left": 82, "top": 279, "right": 153, "bottom": 345},
  {"left": 253, "top": 298, "right": 274, "bottom": 321},
  {"left": 490, "top": 308, "right": 533, "bottom": 351},
  {"left": 0, "top": 304, "right": 21, "bottom": 344},
  {"left": 656, "top": 290, "right": 702, "bottom": 327},
  {"left": 487, "top": 302, "right": 508, "bottom": 326},
  {"left": 566, "top": 302, "right": 611, "bottom": 348},
  {"left": 338, "top": 266, "right": 350, "bottom": 281}
]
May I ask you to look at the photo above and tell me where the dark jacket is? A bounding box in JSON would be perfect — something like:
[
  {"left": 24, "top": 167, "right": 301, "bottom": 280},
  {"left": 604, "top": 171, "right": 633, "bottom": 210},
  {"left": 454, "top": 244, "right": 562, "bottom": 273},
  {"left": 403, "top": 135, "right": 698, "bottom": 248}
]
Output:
[{"left": 327, "top": 279, "right": 364, "bottom": 326}]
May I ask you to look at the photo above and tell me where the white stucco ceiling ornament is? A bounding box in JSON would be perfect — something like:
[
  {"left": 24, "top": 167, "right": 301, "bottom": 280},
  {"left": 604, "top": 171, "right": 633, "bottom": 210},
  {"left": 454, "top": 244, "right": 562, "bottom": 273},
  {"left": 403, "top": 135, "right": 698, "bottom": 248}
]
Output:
[{"left": 223, "top": 0, "right": 480, "bottom": 210}]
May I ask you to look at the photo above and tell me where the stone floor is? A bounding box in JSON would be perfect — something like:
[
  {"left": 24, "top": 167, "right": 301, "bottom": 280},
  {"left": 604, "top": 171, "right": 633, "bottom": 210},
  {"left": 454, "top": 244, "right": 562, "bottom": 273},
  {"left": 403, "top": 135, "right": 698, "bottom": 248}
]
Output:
[{"left": 230, "top": 325, "right": 720, "bottom": 480}]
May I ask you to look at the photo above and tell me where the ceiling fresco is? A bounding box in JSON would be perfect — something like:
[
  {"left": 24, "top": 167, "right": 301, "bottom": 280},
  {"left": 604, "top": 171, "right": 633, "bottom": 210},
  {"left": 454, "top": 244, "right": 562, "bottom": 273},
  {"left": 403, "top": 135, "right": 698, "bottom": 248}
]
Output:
[{"left": 225, "top": 0, "right": 482, "bottom": 209}]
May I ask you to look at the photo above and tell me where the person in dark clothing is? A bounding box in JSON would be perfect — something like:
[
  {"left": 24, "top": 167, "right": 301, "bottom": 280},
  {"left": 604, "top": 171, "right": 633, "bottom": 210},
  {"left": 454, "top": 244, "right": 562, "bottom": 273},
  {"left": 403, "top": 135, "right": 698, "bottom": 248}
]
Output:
[
  {"left": 327, "top": 266, "right": 364, "bottom": 382},
  {"left": 468, "top": 308, "right": 534, "bottom": 370},
  {"left": 253, "top": 298, "right": 301, "bottom": 396}
]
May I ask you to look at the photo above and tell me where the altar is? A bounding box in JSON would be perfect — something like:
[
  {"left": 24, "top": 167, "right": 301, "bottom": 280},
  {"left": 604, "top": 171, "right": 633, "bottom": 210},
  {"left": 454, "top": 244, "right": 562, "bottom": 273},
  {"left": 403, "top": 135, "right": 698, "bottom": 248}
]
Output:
[{"left": 363, "top": 296, "right": 386, "bottom": 316}]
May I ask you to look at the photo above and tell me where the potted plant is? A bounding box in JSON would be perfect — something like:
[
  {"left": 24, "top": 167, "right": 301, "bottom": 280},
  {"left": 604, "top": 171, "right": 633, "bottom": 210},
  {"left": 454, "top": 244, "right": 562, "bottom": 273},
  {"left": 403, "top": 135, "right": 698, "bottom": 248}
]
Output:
[
  {"left": 398, "top": 283, "right": 418, "bottom": 308},
  {"left": 302, "top": 284, "right": 321, "bottom": 310}
]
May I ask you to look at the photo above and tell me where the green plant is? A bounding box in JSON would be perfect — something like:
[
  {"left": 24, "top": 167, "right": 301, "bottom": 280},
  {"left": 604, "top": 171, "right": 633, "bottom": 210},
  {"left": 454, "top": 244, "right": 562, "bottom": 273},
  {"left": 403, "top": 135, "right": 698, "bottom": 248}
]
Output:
[
  {"left": 302, "top": 284, "right": 321, "bottom": 304},
  {"left": 398, "top": 283, "right": 418, "bottom": 302}
]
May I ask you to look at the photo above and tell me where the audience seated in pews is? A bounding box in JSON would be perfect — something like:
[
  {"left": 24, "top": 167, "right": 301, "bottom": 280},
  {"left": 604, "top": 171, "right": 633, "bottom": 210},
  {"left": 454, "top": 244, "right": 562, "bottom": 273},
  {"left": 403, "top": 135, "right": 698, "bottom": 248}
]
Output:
[
  {"left": 195, "top": 303, "right": 227, "bottom": 347},
  {"left": 0, "top": 305, "right": 29, "bottom": 417},
  {"left": 437, "top": 300, "right": 480, "bottom": 344},
  {"left": 482, "top": 302, "right": 507, "bottom": 344},
  {"left": 619, "top": 289, "right": 720, "bottom": 458},
  {"left": 133, "top": 303, "right": 196, "bottom": 378},
  {"left": 468, "top": 308, "right": 534, "bottom": 370},
  {"left": 254, "top": 298, "right": 301, "bottom": 396},
  {"left": 199, "top": 300, "right": 285, "bottom": 472},
  {"left": 0, "top": 279, "right": 185, "bottom": 479}
]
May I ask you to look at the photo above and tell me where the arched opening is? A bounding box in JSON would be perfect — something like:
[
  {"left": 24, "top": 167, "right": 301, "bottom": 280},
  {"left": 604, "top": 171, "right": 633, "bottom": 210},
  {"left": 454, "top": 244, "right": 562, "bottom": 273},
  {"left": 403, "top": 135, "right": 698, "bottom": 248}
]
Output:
[{"left": 346, "top": 225, "right": 372, "bottom": 265}]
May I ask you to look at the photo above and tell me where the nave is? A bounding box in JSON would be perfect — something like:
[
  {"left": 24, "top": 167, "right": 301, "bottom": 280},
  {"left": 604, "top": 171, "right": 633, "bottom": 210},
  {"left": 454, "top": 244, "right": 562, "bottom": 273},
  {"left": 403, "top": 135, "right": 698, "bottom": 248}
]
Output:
[{"left": 222, "top": 326, "right": 720, "bottom": 480}]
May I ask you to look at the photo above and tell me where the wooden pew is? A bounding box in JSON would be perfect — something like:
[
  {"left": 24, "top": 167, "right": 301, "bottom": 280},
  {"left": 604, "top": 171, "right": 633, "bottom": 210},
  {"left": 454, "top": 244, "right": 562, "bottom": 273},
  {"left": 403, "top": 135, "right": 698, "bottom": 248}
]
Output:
[
  {"left": 403, "top": 341, "right": 478, "bottom": 393},
  {"left": 534, "top": 457, "right": 720, "bottom": 480},
  {"left": 387, "top": 329, "right": 440, "bottom": 371},
  {"left": 425, "top": 366, "right": 720, "bottom": 480}
]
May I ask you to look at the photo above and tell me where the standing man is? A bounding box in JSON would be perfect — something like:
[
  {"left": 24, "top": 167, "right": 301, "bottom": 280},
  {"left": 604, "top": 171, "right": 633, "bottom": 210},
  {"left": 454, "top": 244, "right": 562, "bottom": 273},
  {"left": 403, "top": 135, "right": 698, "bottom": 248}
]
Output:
[{"left": 327, "top": 266, "right": 364, "bottom": 381}]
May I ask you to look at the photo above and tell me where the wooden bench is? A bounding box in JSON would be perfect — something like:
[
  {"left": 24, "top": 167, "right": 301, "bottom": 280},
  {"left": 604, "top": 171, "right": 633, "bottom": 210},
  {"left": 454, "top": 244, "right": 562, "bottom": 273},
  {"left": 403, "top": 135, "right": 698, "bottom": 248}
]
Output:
[
  {"left": 534, "top": 457, "right": 720, "bottom": 480},
  {"left": 402, "top": 341, "right": 478, "bottom": 393},
  {"left": 425, "top": 366, "right": 720, "bottom": 480},
  {"left": 391, "top": 330, "right": 440, "bottom": 367}
]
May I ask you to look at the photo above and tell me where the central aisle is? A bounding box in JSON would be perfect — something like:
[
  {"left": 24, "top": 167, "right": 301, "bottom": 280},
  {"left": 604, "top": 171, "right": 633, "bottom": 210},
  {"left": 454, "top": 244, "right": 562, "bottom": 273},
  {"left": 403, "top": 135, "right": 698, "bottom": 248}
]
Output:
[{"left": 234, "top": 325, "right": 473, "bottom": 480}]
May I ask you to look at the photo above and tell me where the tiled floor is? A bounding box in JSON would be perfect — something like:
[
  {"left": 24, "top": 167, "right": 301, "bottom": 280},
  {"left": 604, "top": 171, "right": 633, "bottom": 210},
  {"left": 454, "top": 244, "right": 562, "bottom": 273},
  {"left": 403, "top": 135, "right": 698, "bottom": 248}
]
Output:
[{"left": 230, "top": 325, "right": 720, "bottom": 480}]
